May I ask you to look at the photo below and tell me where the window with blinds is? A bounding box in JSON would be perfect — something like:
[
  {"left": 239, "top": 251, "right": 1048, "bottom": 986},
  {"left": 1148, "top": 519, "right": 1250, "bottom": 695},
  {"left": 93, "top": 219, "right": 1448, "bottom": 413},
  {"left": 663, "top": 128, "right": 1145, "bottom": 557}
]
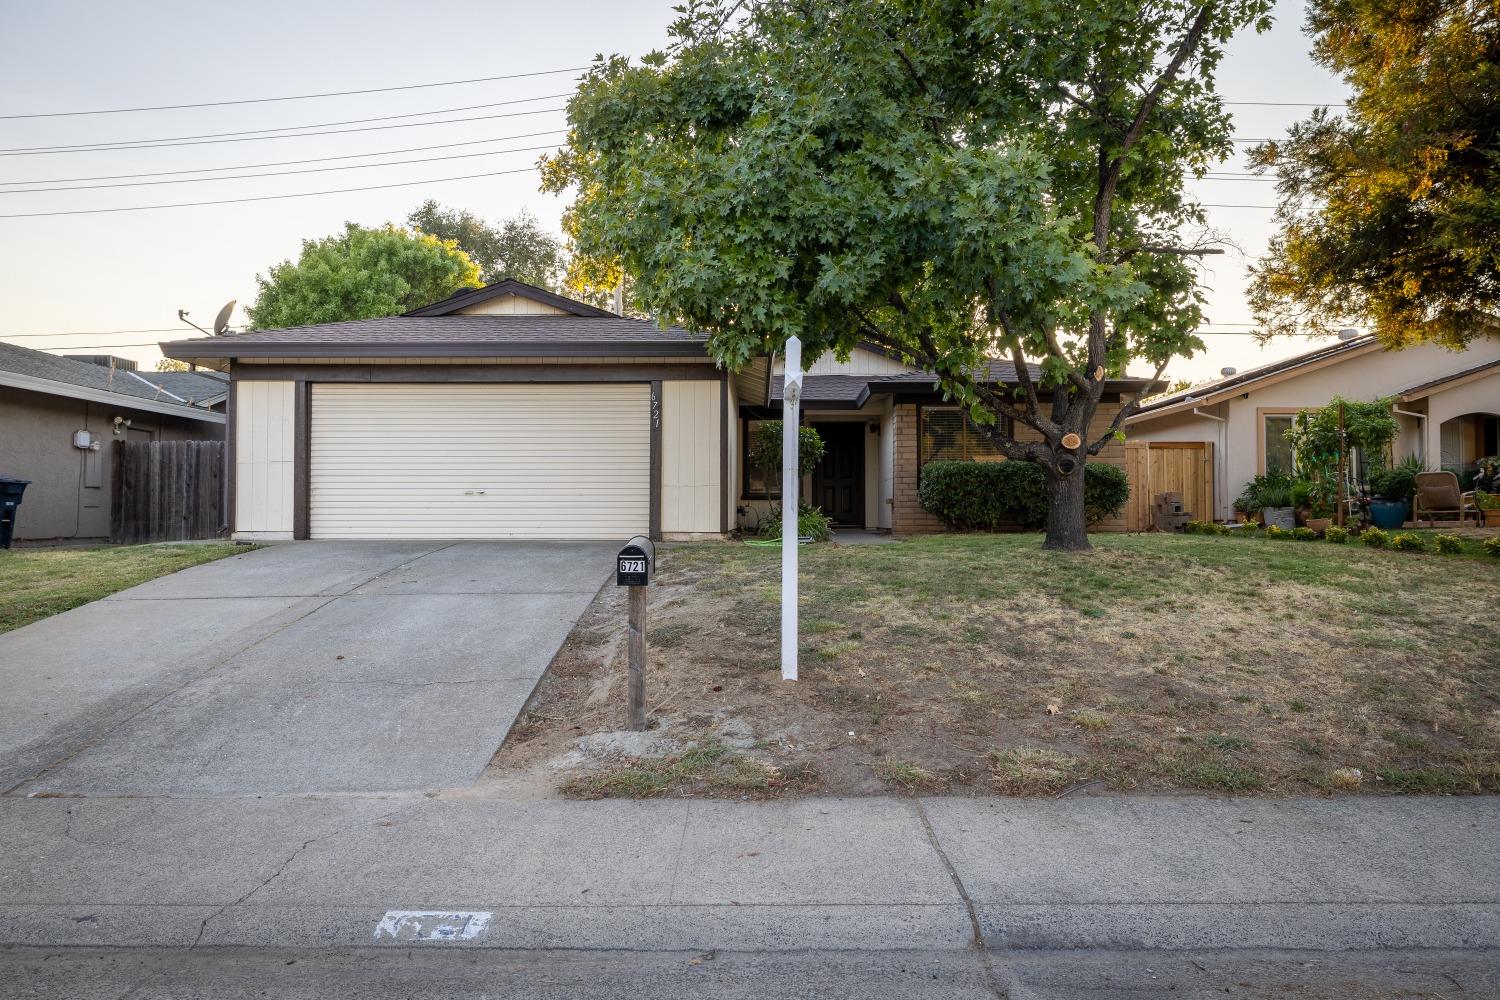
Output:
[{"left": 920, "top": 407, "right": 1008, "bottom": 466}]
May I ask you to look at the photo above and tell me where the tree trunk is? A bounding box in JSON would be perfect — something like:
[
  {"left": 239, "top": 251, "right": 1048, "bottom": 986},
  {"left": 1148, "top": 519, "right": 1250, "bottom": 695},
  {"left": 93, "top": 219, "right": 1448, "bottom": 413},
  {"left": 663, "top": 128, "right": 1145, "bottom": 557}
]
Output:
[{"left": 1042, "top": 462, "right": 1091, "bottom": 552}]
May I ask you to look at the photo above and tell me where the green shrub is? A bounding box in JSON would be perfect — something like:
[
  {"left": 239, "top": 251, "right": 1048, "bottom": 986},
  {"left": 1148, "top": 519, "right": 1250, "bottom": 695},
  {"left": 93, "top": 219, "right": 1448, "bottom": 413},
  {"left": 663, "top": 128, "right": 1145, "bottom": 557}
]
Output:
[
  {"left": 1290, "top": 526, "right": 1319, "bottom": 541},
  {"left": 1433, "top": 533, "right": 1464, "bottom": 555},
  {"left": 1389, "top": 532, "right": 1426, "bottom": 552},
  {"left": 1360, "top": 527, "right": 1389, "bottom": 548},
  {"left": 1184, "top": 520, "right": 1229, "bottom": 535},
  {"left": 1264, "top": 524, "right": 1288, "bottom": 539},
  {"left": 1368, "top": 455, "right": 1423, "bottom": 501},
  {"left": 918, "top": 460, "right": 1128, "bottom": 531},
  {"left": 1484, "top": 536, "right": 1500, "bottom": 558},
  {"left": 758, "top": 502, "right": 834, "bottom": 542},
  {"left": 1323, "top": 525, "right": 1349, "bottom": 544}
]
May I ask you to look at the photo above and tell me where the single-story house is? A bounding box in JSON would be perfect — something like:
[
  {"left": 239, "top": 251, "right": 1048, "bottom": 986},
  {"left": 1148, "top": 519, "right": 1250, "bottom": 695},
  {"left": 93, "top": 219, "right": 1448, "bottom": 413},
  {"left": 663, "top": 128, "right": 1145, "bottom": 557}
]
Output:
[
  {"left": 0, "top": 344, "right": 227, "bottom": 541},
  {"left": 160, "top": 279, "right": 1154, "bottom": 541},
  {"left": 1124, "top": 334, "right": 1500, "bottom": 522}
]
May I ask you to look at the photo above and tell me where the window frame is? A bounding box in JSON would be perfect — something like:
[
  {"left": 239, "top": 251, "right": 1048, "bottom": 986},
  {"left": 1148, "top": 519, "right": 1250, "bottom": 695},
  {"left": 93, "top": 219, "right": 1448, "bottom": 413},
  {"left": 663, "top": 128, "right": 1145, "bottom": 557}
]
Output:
[
  {"left": 1257, "top": 408, "right": 1301, "bottom": 475},
  {"left": 741, "top": 416, "right": 780, "bottom": 499},
  {"left": 917, "top": 403, "right": 1012, "bottom": 469}
]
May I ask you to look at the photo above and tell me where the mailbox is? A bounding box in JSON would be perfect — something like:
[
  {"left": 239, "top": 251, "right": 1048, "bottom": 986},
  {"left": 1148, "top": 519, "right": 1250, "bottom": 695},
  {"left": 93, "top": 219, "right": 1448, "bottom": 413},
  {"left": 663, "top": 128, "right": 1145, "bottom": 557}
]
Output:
[{"left": 616, "top": 535, "right": 654, "bottom": 587}]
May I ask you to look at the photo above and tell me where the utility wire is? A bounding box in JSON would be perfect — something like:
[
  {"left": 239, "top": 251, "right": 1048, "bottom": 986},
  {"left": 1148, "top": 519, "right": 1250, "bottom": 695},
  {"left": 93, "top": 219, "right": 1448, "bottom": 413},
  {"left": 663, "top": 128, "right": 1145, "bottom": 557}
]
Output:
[
  {"left": 0, "top": 167, "right": 541, "bottom": 218},
  {"left": 1, "top": 328, "right": 184, "bottom": 338},
  {"left": 1223, "top": 100, "right": 1347, "bottom": 107},
  {"left": 0, "top": 67, "right": 590, "bottom": 119},
  {"left": 0, "top": 143, "right": 558, "bottom": 194},
  {"left": 0, "top": 104, "right": 569, "bottom": 156},
  {"left": 0, "top": 131, "right": 566, "bottom": 186}
]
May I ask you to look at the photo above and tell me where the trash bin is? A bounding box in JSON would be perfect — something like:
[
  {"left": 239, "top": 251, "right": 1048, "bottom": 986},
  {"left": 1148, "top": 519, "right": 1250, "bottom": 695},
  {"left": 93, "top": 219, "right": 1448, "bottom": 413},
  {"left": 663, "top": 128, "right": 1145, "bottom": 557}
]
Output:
[{"left": 0, "top": 477, "right": 30, "bottom": 550}]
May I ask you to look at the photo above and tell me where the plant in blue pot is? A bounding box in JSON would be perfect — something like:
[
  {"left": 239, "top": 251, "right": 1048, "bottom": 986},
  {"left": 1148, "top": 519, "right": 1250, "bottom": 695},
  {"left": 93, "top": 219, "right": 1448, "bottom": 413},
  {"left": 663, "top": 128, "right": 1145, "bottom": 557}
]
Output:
[{"left": 1367, "top": 458, "right": 1421, "bottom": 530}]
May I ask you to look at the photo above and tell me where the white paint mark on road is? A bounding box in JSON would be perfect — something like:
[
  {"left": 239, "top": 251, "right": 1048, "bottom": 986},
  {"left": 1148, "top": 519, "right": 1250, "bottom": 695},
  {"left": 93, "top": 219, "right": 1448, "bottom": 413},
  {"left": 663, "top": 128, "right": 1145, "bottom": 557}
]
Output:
[{"left": 374, "top": 910, "right": 492, "bottom": 942}]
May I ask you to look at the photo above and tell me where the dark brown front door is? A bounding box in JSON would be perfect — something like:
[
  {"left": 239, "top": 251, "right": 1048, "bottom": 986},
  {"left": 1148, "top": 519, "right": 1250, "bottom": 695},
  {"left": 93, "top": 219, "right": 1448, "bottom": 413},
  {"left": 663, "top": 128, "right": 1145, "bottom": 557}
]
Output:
[{"left": 811, "top": 423, "right": 865, "bottom": 527}]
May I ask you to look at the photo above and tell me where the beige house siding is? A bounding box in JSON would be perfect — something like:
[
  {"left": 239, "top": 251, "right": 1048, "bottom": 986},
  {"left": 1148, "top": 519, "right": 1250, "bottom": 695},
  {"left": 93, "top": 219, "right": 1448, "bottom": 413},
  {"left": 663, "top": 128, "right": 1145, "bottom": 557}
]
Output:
[
  {"left": 454, "top": 293, "right": 569, "bottom": 316},
  {"left": 234, "top": 380, "right": 295, "bottom": 539},
  {"left": 661, "top": 380, "right": 723, "bottom": 536},
  {"left": 772, "top": 345, "right": 916, "bottom": 377}
]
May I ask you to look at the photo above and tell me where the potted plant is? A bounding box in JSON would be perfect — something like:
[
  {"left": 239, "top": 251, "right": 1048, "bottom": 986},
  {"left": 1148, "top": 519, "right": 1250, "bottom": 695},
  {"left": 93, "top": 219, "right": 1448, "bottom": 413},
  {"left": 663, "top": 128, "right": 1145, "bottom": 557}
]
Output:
[
  {"left": 1251, "top": 471, "right": 1298, "bottom": 530},
  {"left": 1367, "top": 456, "right": 1421, "bottom": 530},
  {"left": 1474, "top": 489, "right": 1500, "bottom": 528}
]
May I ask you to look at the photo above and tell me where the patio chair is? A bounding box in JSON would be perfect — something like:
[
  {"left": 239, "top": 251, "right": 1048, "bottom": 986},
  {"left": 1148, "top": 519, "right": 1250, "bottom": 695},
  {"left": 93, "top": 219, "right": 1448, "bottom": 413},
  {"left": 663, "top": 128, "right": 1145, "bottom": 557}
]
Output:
[{"left": 1412, "top": 471, "right": 1479, "bottom": 528}]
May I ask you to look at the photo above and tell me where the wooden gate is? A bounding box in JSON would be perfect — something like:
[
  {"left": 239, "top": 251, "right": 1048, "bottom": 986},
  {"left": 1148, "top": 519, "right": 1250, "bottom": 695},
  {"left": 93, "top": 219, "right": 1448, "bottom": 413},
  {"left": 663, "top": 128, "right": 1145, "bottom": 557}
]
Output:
[
  {"left": 111, "top": 440, "right": 226, "bottom": 544},
  {"left": 1125, "top": 441, "right": 1215, "bottom": 531}
]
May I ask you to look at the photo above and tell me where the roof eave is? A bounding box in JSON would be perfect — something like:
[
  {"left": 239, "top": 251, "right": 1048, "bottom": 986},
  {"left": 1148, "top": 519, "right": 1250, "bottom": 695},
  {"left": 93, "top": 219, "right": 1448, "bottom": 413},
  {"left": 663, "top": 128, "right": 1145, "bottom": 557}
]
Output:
[
  {"left": 0, "top": 369, "right": 226, "bottom": 424},
  {"left": 160, "top": 339, "right": 712, "bottom": 361}
]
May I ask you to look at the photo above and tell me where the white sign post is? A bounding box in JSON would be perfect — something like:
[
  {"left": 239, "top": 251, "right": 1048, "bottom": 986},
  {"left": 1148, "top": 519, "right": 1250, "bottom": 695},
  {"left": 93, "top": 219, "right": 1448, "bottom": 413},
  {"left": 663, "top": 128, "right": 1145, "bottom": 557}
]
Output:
[{"left": 781, "top": 336, "right": 803, "bottom": 682}]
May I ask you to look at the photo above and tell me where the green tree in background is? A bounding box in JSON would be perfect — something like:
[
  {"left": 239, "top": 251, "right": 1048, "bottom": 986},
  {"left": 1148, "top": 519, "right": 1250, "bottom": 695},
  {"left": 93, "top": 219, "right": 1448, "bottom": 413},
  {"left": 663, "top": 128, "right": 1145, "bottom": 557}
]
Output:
[
  {"left": 247, "top": 223, "right": 480, "bottom": 329},
  {"left": 543, "top": 0, "right": 1272, "bottom": 550},
  {"left": 406, "top": 201, "right": 567, "bottom": 289},
  {"left": 1249, "top": 0, "right": 1499, "bottom": 349}
]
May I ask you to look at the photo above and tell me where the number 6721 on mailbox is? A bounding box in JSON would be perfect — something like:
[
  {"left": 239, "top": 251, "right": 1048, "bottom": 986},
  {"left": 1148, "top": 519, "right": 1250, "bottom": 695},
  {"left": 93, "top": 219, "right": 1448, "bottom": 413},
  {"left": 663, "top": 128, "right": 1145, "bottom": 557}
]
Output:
[{"left": 616, "top": 536, "right": 654, "bottom": 587}]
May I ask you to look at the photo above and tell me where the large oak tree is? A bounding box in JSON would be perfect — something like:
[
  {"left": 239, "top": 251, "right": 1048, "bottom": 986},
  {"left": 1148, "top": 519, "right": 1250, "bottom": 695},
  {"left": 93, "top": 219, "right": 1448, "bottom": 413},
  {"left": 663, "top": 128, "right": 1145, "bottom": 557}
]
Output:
[{"left": 544, "top": 0, "right": 1271, "bottom": 550}]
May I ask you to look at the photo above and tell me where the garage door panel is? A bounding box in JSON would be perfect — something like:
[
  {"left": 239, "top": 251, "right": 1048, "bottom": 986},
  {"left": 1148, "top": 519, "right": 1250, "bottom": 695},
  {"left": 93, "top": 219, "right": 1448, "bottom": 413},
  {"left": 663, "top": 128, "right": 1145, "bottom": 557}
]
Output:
[{"left": 310, "top": 384, "right": 650, "bottom": 539}]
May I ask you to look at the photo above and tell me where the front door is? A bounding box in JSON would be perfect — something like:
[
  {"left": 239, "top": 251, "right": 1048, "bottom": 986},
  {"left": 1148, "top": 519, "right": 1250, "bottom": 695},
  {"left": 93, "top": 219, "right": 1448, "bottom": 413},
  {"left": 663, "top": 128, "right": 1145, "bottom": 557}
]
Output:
[{"left": 811, "top": 423, "right": 865, "bottom": 527}]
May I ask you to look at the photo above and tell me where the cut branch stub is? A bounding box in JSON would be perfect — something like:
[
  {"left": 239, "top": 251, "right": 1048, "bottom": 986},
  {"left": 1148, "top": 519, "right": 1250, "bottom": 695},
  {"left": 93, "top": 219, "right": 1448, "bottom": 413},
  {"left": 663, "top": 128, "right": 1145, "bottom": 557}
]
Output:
[{"left": 1061, "top": 432, "right": 1082, "bottom": 450}]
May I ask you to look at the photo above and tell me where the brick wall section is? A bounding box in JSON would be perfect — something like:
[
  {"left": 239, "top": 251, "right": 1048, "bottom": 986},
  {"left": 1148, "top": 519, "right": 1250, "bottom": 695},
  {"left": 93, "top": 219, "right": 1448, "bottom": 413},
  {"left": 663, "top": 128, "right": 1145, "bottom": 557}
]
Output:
[
  {"left": 890, "top": 403, "right": 947, "bottom": 534},
  {"left": 890, "top": 399, "right": 1128, "bottom": 535}
]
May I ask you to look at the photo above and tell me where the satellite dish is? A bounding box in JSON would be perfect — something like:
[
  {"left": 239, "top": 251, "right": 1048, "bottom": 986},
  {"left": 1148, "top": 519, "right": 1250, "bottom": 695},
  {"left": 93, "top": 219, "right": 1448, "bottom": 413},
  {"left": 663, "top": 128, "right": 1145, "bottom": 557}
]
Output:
[{"left": 212, "top": 300, "right": 237, "bottom": 336}]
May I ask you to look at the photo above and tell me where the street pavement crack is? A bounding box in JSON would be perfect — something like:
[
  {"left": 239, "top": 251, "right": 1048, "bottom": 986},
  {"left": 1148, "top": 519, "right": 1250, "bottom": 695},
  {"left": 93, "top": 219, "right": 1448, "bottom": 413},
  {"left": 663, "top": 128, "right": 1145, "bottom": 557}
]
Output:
[
  {"left": 912, "top": 799, "right": 1009, "bottom": 1000},
  {"left": 188, "top": 805, "right": 414, "bottom": 948}
]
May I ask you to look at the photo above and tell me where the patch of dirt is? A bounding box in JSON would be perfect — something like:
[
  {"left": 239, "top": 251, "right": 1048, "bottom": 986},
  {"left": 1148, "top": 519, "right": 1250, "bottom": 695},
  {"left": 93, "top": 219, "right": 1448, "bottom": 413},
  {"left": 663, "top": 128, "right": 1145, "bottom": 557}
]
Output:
[{"left": 484, "top": 532, "right": 1500, "bottom": 799}]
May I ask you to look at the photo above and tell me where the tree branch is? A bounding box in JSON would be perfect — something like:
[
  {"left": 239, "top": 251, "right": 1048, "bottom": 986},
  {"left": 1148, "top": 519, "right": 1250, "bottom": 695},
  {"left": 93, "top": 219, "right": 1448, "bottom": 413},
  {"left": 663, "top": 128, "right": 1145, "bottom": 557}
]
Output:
[{"left": 1087, "top": 355, "right": 1172, "bottom": 454}]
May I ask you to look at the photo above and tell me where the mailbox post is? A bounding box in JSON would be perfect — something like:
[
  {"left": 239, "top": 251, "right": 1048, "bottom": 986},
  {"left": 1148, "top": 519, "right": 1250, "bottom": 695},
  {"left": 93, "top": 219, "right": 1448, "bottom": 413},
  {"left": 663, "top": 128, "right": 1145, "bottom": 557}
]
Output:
[{"left": 616, "top": 535, "right": 654, "bottom": 732}]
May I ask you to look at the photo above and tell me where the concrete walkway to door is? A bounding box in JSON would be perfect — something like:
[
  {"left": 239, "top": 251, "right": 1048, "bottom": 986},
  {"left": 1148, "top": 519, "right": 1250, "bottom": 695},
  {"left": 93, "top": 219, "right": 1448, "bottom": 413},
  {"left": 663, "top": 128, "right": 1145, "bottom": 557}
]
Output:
[{"left": 0, "top": 541, "right": 613, "bottom": 796}]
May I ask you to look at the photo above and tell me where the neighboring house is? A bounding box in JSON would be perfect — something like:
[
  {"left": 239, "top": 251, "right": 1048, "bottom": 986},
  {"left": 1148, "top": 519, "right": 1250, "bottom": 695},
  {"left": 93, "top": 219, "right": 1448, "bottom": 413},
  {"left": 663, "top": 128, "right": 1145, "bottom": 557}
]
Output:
[
  {"left": 159, "top": 279, "right": 1154, "bottom": 541},
  {"left": 1125, "top": 335, "right": 1500, "bottom": 521},
  {"left": 0, "top": 344, "right": 227, "bottom": 541}
]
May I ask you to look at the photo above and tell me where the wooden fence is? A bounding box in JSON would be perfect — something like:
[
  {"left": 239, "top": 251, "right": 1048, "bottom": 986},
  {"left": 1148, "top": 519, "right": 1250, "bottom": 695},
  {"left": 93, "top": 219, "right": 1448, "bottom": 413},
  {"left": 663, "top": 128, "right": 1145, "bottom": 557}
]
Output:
[{"left": 111, "top": 440, "right": 226, "bottom": 544}]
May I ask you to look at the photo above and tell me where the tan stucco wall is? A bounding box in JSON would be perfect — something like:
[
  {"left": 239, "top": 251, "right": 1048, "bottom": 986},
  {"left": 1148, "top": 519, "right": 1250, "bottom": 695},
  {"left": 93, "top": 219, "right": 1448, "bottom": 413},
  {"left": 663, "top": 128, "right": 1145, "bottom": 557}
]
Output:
[
  {"left": 1128, "top": 339, "right": 1500, "bottom": 519},
  {"left": 0, "top": 386, "right": 222, "bottom": 541}
]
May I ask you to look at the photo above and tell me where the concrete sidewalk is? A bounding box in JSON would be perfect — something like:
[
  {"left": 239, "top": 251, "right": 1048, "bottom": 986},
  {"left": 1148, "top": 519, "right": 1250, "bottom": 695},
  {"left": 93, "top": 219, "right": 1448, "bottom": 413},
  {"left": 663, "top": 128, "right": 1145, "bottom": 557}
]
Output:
[{"left": 3, "top": 794, "right": 1495, "bottom": 955}]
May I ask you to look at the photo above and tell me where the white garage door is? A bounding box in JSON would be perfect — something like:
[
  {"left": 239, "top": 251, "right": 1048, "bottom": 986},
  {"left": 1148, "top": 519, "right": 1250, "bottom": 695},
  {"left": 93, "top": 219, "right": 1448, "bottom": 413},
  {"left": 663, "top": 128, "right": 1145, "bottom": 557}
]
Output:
[{"left": 310, "top": 383, "right": 650, "bottom": 539}]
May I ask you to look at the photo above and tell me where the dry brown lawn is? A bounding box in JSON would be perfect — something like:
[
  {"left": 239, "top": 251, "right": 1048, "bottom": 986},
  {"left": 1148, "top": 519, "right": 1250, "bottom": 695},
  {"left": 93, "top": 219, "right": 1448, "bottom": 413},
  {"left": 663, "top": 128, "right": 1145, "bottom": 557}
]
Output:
[{"left": 490, "top": 531, "right": 1500, "bottom": 799}]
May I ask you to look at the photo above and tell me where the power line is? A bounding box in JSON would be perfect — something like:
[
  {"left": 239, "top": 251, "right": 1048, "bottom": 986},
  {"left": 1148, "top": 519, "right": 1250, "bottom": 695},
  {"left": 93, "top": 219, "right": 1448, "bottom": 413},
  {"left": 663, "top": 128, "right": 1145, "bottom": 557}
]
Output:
[
  {"left": 0, "top": 66, "right": 590, "bottom": 120},
  {"left": 1, "top": 143, "right": 558, "bottom": 194},
  {"left": 0, "top": 131, "right": 567, "bottom": 186},
  {"left": 0, "top": 328, "right": 185, "bottom": 338},
  {"left": 1199, "top": 203, "right": 1277, "bottom": 209},
  {"left": 0, "top": 167, "right": 542, "bottom": 219},
  {"left": 0, "top": 104, "right": 569, "bottom": 157},
  {"left": 1223, "top": 100, "right": 1347, "bottom": 107}
]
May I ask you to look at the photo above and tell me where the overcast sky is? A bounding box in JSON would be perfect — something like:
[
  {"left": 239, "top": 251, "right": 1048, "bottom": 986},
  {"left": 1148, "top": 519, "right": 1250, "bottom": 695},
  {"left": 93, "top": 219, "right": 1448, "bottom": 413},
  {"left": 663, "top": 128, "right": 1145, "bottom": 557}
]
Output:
[{"left": 0, "top": 0, "right": 1347, "bottom": 383}]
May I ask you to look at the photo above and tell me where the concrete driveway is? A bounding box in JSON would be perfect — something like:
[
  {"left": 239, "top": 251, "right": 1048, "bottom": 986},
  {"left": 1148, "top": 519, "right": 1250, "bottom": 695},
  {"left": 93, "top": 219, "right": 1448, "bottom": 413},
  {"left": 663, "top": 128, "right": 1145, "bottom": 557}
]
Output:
[{"left": 0, "top": 541, "right": 613, "bottom": 796}]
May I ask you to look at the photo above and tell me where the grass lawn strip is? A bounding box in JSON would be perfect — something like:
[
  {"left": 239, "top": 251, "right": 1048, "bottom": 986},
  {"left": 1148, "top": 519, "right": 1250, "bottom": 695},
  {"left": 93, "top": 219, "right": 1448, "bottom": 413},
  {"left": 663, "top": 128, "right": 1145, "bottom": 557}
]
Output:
[
  {"left": 0, "top": 543, "right": 247, "bottom": 634},
  {"left": 496, "top": 531, "right": 1499, "bottom": 799}
]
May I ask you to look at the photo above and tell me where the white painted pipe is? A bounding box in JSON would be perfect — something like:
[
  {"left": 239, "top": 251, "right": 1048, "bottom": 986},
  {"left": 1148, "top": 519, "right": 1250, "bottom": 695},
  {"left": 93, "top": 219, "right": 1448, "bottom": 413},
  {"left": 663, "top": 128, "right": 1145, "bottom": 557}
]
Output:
[
  {"left": 781, "top": 336, "right": 802, "bottom": 682},
  {"left": 1391, "top": 407, "right": 1427, "bottom": 465}
]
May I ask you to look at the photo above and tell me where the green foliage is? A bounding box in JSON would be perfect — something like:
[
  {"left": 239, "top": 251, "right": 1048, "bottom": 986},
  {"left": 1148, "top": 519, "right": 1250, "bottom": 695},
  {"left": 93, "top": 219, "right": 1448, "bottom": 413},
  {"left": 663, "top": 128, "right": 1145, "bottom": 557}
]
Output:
[
  {"left": 758, "top": 502, "right": 834, "bottom": 543},
  {"left": 1263, "top": 524, "right": 1288, "bottom": 539},
  {"left": 1368, "top": 455, "right": 1423, "bottom": 500},
  {"left": 746, "top": 422, "right": 825, "bottom": 497},
  {"left": 1359, "top": 526, "right": 1389, "bottom": 548},
  {"left": 1484, "top": 536, "right": 1500, "bottom": 558},
  {"left": 1285, "top": 397, "right": 1399, "bottom": 511},
  {"left": 248, "top": 223, "right": 480, "bottom": 328},
  {"left": 1184, "top": 520, "right": 1230, "bottom": 535},
  {"left": 1389, "top": 532, "right": 1427, "bottom": 552},
  {"left": 1238, "top": 470, "right": 1297, "bottom": 511},
  {"left": 545, "top": 0, "right": 1274, "bottom": 546},
  {"left": 1473, "top": 490, "right": 1499, "bottom": 512},
  {"left": 1323, "top": 525, "right": 1349, "bottom": 544},
  {"left": 1433, "top": 534, "right": 1464, "bottom": 555},
  {"left": 406, "top": 201, "right": 567, "bottom": 289},
  {"left": 918, "top": 461, "right": 1129, "bottom": 531},
  {"left": 1248, "top": 0, "right": 1499, "bottom": 348},
  {"left": 1290, "top": 526, "right": 1320, "bottom": 541}
]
